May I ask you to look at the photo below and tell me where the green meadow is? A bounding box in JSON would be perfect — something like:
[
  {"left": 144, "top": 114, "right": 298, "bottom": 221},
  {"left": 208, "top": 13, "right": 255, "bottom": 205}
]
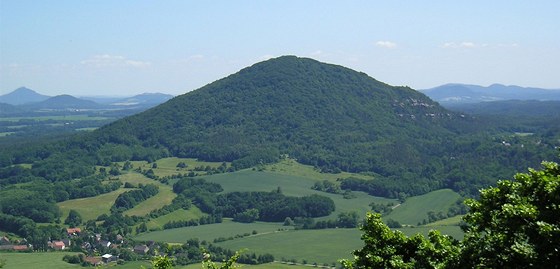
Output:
[
  {"left": 385, "top": 189, "right": 462, "bottom": 225},
  {"left": 144, "top": 207, "right": 207, "bottom": 230},
  {"left": 58, "top": 188, "right": 128, "bottom": 221},
  {"left": 135, "top": 219, "right": 289, "bottom": 243},
  {"left": 0, "top": 252, "right": 82, "bottom": 269},
  {"left": 112, "top": 261, "right": 310, "bottom": 269},
  {"left": 58, "top": 158, "right": 464, "bottom": 268},
  {"left": 0, "top": 115, "right": 110, "bottom": 122},
  {"left": 202, "top": 169, "right": 397, "bottom": 218},
  {"left": 215, "top": 228, "right": 362, "bottom": 265}
]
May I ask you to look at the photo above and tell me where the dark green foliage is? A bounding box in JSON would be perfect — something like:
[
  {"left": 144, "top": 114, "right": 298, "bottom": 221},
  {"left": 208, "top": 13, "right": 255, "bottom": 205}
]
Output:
[
  {"left": 0, "top": 187, "right": 60, "bottom": 222},
  {"left": 342, "top": 160, "right": 560, "bottom": 269},
  {"left": 111, "top": 184, "right": 159, "bottom": 213},
  {"left": 340, "top": 213, "right": 460, "bottom": 269},
  {"left": 64, "top": 209, "right": 82, "bottom": 227},
  {"left": 369, "top": 202, "right": 393, "bottom": 215},
  {"left": 311, "top": 180, "right": 342, "bottom": 194},
  {"left": 216, "top": 191, "right": 335, "bottom": 222},
  {"left": 233, "top": 208, "right": 259, "bottom": 223},
  {"left": 62, "top": 254, "right": 84, "bottom": 264},
  {"left": 176, "top": 162, "right": 187, "bottom": 168},
  {"left": 337, "top": 212, "right": 360, "bottom": 228},
  {"left": 459, "top": 161, "right": 560, "bottom": 268},
  {"left": 0, "top": 213, "right": 36, "bottom": 237},
  {"left": 173, "top": 177, "right": 223, "bottom": 194},
  {"left": 384, "top": 218, "right": 402, "bottom": 228}
]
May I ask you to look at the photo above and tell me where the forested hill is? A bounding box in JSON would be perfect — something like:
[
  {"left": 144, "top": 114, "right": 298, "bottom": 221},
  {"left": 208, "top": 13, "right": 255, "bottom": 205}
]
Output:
[
  {"left": 2, "top": 56, "right": 558, "bottom": 198},
  {"left": 97, "top": 56, "right": 456, "bottom": 171}
]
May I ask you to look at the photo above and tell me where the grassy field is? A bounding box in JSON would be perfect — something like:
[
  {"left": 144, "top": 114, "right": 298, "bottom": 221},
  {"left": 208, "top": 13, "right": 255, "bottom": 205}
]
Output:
[
  {"left": 135, "top": 219, "right": 290, "bottom": 243},
  {"left": 113, "top": 261, "right": 311, "bottom": 269},
  {"left": 398, "top": 225, "right": 464, "bottom": 240},
  {"left": 144, "top": 207, "right": 207, "bottom": 230},
  {"left": 202, "top": 169, "right": 397, "bottom": 219},
  {"left": 117, "top": 172, "right": 177, "bottom": 217},
  {"left": 0, "top": 115, "right": 110, "bottom": 122},
  {"left": 385, "top": 189, "right": 461, "bottom": 226},
  {"left": 58, "top": 188, "right": 128, "bottom": 221},
  {"left": 263, "top": 158, "right": 374, "bottom": 181},
  {"left": 131, "top": 157, "right": 232, "bottom": 178},
  {"left": 0, "top": 252, "right": 82, "bottom": 269},
  {"left": 425, "top": 214, "right": 464, "bottom": 227},
  {"left": 58, "top": 172, "right": 177, "bottom": 221},
  {"left": 216, "top": 228, "right": 362, "bottom": 265}
]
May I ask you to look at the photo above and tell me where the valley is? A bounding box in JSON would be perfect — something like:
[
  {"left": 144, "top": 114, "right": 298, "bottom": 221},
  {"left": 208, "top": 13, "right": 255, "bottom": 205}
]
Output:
[{"left": 0, "top": 56, "right": 558, "bottom": 268}]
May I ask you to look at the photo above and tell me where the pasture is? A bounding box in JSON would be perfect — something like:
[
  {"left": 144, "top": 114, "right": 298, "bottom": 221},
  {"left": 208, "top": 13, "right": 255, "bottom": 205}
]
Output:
[
  {"left": 118, "top": 172, "right": 177, "bottom": 217},
  {"left": 58, "top": 188, "right": 128, "bottom": 221},
  {"left": 202, "top": 169, "right": 397, "bottom": 219},
  {"left": 113, "top": 261, "right": 310, "bottom": 269},
  {"left": 216, "top": 228, "right": 362, "bottom": 265},
  {"left": 0, "top": 252, "right": 82, "bottom": 269},
  {"left": 144, "top": 207, "right": 207, "bottom": 230},
  {"left": 263, "top": 158, "right": 373, "bottom": 181},
  {"left": 385, "top": 189, "right": 462, "bottom": 225},
  {"left": 134, "top": 219, "right": 289, "bottom": 243}
]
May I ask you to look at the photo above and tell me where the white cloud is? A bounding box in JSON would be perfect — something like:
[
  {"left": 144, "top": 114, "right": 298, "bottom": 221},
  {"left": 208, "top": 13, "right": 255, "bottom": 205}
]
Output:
[
  {"left": 442, "top": 42, "right": 479, "bottom": 49},
  {"left": 375, "top": 41, "right": 397, "bottom": 49},
  {"left": 81, "top": 54, "right": 151, "bottom": 68}
]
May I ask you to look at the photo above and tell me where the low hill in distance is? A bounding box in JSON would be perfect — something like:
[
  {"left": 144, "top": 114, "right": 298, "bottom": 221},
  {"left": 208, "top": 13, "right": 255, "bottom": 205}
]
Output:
[
  {"left": 0, "top": 87, "right": 50, "bottom": 105},
  {"left": 446, "top": 99, "right": 560, "bottom": 117},
  {"left": 22, "top": 94, "right": 105, "bottom": 110},
  {"left": 422, "top": 83, "right": 560, "bottom": 104},
  {"left": 111, "top": 93, "right": 174, "bottom": 106}
]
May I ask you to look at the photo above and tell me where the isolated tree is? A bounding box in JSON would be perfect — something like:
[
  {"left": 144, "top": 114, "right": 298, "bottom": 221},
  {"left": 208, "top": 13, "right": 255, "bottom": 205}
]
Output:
[{"left": 64, "top": 209, "right": 82, "bottom": 227}]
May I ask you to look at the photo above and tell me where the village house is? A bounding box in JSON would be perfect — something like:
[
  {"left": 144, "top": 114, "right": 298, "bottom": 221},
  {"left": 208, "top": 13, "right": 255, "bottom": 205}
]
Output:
[
  {"left": 0, "top": 236, "right": 10, "bottom": 245},
  {"left": 101, "top": 253, "right": 117, "bottom": 263},
  {"left": 133, "top": 244, "right": 149, "bottom": 255},
  {"left": 66, "top": 227, "right": 81, "bottom": 236},
  {"left": 61, "top": 238, "right": 71, "bottom": 247},
  {"left": 50, "top": 240, "right": 65, "bottom": 250},
  {"left": 116, "top": 234, "right": 124, "bottom": 244},
  {"left": 12, "top": 245, "right": 29, "bottom": 251},
  {"left": 98, "top": 240, "right": 111, "bottom": 248},
  {"left": 0, "top": 244, "right": 29, "bottom": 251},
  {"left": 84, "top": 256, "right": 103, "bottom": 266}
]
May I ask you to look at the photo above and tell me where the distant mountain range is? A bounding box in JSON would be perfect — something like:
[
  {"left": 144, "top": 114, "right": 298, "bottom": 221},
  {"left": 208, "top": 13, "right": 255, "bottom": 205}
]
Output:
[
  {"left": 421, "top": 84, "right": 560, "bottom": 104},
  {"left": 0, "top": 87, "right": 174, "bottom": 114}
]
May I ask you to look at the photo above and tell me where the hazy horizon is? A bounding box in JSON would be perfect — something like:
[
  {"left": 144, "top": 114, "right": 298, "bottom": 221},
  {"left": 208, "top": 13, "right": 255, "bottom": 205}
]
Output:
[{"left": 1, "top": 1, "right": 559, "bottom": 96}]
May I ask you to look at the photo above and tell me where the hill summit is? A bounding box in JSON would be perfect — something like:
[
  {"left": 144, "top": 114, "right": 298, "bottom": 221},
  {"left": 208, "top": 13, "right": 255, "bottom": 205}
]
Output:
[{"left": 99, "top": 56, "right": 457, "bottom": 175}]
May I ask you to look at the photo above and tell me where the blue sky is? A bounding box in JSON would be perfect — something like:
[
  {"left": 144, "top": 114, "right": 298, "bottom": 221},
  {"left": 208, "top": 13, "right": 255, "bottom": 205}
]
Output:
[{"left": 1, "top": 1, "right": 559, "bottom": 96}]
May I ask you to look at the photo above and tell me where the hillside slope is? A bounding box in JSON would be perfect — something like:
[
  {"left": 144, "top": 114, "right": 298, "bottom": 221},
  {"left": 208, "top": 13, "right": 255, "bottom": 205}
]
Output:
[{"left": 98, "top": 56, "right": 458, "bottom": 175}]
